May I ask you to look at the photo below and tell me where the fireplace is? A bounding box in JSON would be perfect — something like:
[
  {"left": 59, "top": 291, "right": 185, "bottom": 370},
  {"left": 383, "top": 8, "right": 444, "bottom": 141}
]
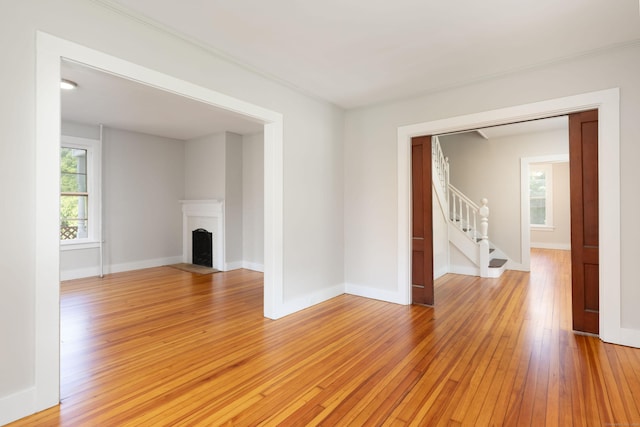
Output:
[
  {"left": 192, "top": 228, "right": 213, "bottom": 267},
  {"left": 180, "top": 200, "right": 225, "bottom": 270}
]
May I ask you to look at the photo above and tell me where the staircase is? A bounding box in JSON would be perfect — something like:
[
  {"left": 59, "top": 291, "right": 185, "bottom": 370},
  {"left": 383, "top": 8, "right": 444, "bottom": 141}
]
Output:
[{"left": 432, "top": 137, "right": 508, "bottom": 278}]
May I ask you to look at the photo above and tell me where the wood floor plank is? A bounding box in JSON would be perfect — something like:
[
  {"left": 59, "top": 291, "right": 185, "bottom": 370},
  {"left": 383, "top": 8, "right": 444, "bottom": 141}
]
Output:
[{"left": 8, "top": 250, "right": 640, "bottom": 426}]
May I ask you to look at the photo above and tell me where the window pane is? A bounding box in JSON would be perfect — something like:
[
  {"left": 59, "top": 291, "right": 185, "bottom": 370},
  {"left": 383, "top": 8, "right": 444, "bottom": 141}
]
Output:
[
  {"left": 529, "top": 170, "right": 546, "bottom": 198},
  {"left": 530, "top": 198, "right": 546, "bottom": 225},
  {"left": 61, "top": 147, "right": 87, "bottom": 174},
  {"left": 61, "top": 146, "right": 90, "bottom": 241},
  {"left": 61, "top": 147, "right": 88, "bottom": 193},
  {"left": 61, "top": 195, "right": 88, "bottom": 223},
  {"left": 61, "top": 195, "right": 88, "bottom": 219},
  {"left": 60, "top": 219, "right": 88, "bottom": 240},
  {"left": 61, "top": 172, "right": 87, "bottom": 192}
]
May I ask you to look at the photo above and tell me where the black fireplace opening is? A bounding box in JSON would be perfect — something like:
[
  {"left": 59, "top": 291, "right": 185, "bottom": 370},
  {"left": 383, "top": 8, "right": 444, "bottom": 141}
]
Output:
[{"left": 192, "top": 228, "right": 213, "bottom": 267}]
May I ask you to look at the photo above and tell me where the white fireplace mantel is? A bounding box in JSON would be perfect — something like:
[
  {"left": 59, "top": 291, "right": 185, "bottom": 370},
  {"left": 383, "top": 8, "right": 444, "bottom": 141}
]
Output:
[{"left": 180, "top": 199, "right": 225, "bottom": 270}]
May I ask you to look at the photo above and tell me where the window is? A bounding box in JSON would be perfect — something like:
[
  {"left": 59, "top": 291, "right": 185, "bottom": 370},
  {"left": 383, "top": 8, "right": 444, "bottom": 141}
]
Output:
[
  {"left": 529, "top": 163, "right": 553, "bottom": 228},
  {"left": 60, "top": 135, "right": 101, "bottom": 249}
]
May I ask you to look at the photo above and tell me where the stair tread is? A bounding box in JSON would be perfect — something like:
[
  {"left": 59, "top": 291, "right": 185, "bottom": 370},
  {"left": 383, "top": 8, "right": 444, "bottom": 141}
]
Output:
[{"left": 489, "top": 258, "right": 508, "bottom": 268}]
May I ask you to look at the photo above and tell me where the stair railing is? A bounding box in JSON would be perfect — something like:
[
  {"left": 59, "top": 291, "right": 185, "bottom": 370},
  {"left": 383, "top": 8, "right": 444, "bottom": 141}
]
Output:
[
  {"left": 432, "top": 137, "right": 494, "bottom": 277},
  {"left": 432, "top": 136, "right": 449, "bottom": 196},
  {"left": 448, "top": 184, "right": 482, "bottom": 240}
]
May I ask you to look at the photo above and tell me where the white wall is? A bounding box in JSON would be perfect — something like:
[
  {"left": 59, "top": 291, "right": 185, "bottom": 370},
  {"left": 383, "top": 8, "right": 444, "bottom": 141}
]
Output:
[
  {"left": 243, "top": 133, "right": 264, "bottom": 269},
  {"left": 344, "top": 43, "right": 640, "bottom": 329},
  {"left": 439, "top": 128, "right": 569, "bottom": 264},
  {"left": 184, "top": 131, "right": 248, "bottom": 269},
  {"left": 0, "top": 1, "right": 344, "bottom": 423},
  {"left": 432, "top": 187, "right": 449, "bottom": 279},
  {"left": 225, "top": 132, "right": 244, "bottom": 267},
  {"left": 184, "top": 132, "right": 226, "bottom": 200},
  {"left": 61, "top": 120, "right": 100, "bottom": 140},
  {"left": 102, "top": 127, "right": 185, "bottom": 266},
  {"left": 59, "top": 123, "right": 185, "bottom": 279},
  {"left": 531, "top": 162, "right": 571, "bottom": 250}
]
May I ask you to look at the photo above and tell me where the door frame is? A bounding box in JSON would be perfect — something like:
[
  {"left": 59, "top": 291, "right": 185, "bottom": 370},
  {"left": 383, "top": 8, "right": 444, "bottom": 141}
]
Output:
[
  {"left": 35, "top": 31, "right": 284, "bottom": 412},
  {"left": 520, "top": 153, "right": 570, "bottom": 269},
  {"left": 397, "top": 88, "right": 638, "bottom": 348}
]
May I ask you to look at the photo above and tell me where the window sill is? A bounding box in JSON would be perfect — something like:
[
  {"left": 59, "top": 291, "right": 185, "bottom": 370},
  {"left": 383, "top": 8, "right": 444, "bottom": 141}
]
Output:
[
  {"left": 530, "top": 225, "right": 555, "bottom": 232},
  {"left": 60, "top": 241, "right": 101, "bottom": 251}
]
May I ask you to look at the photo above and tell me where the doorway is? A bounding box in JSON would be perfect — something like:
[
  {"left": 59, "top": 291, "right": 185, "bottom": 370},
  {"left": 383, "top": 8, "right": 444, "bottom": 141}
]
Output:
[
  {"left": 422, "top": 113, "right": 598, "bottom": 335},
  {"left": 398, "top": 89, "right": 621, "bottom": 344},
  {"left": 35, "top": 32, "right": 284, "bottom": 410}
]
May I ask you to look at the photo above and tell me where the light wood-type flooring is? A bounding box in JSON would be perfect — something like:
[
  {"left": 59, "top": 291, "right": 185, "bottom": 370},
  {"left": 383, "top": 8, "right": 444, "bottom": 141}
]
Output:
[{"left": 10, "top": 249, "right": 640, "bottom": 425}]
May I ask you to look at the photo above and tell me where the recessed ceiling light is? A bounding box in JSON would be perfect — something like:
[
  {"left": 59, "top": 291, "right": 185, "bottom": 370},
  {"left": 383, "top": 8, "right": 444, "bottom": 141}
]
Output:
[{"left": 60, "top": 79, "right": 78, "bottom": 90}]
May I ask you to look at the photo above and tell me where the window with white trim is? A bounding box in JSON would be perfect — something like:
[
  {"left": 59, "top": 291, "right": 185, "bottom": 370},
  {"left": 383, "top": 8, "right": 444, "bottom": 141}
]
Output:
[
  {"left": 60, "top": 135, "right": 101, "bottom": 248},
  {"left": 529, "top": 163, "right": 553, "bottom": 228}
]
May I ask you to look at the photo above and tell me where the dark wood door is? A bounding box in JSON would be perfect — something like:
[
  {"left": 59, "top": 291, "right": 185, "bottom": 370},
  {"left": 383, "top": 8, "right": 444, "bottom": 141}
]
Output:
[
  {"left": 411, "top": 136, "right": 434, "bottom": 305},
  {"left": 569, "top": 110, "right": 599, "bottom": 334}
]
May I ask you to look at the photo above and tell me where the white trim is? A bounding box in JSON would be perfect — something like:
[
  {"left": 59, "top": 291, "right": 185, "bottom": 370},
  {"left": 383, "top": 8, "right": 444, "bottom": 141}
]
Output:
[
  {"left": 520, "top": 154, "right": 569, "bottom": 270},
  {"left": 530, "top": 225, "right": 556, "bottom": 232},
  {"left": 398, "top": 88, "right": 635, "bottom": 348},
  {"left": 448, "top": 265, "right": 481, "bottom": 277},
  {"left": 0, "top": 387, "right": 36, "bottom": 426},
  {"left": 224, "top": 261, "right": 244, "bottom": 271},
  {"left": 242, "top": 261, "right": 265, "bottom": 272},
  {"left": 530, "top": 242, "right": 571, "bottom": 250},
  {"left": 35, "top": 31, "right": 285, "bottom": 421},
  {"left": 59, "top": 241, "right": 101, "bottom": 251},
  {"left": 346, "top": 282, "right": 405, "bottom": 305},
  {"left": 278, "top": 284, "right": 345, "bottom": 316},
  {"left": 60, "top": 256, "right": 183, "bottom": 281}
]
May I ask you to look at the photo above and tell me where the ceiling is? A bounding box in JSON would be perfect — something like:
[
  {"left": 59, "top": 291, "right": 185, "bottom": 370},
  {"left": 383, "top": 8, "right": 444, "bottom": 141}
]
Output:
[
  {"left": 65, "top": 1, "right": 639, "bottom": 140},
  {"left": 61, "top": 60, "right": 264, "bottom": 140},
  {"left": 99, "top": 0, "right": 640, "bottom": 109}
]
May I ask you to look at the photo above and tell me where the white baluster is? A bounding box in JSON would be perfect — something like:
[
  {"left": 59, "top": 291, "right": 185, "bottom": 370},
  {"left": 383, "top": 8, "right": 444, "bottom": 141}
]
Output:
[
  {"left": 473, "top": 214, "right": 477, "bottom": 239},
  {"left": 444, "top": 158, "right": 449, "bottom": 206},
  {"left": 449, "top": 189, "right": 454, "bottom": 220}
]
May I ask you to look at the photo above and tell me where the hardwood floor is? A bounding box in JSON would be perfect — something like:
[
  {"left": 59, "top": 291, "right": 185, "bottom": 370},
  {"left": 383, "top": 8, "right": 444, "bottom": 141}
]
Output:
[{"left": 10, "top": 249, "right": 640, "bottom": 426}]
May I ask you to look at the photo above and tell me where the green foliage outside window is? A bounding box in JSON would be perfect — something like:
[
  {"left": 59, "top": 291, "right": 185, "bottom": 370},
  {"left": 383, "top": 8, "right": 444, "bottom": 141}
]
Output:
[{"left": 60, "top": 147, "right": 88, "bottom": 239}]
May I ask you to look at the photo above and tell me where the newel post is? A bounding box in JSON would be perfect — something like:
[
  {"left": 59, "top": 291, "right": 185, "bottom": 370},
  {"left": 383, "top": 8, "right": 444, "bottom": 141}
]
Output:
[
  {"left": 479, "top": 198, "right": 490, "bottom": 278},
  {"left": 479, "top": 198, "right": 489, "bottom": 240}
]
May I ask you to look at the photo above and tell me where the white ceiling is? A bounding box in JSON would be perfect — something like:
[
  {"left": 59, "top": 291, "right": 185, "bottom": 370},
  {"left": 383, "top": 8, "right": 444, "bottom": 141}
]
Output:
[
  {"left": 65, "top": 1, "right": 639, "bottom": 140},
  {"left": 100, "top": 0, "right": 640, "bottom": 108},
  {"left": 61, "top": 60, "right": 264, "bottom": 140}
]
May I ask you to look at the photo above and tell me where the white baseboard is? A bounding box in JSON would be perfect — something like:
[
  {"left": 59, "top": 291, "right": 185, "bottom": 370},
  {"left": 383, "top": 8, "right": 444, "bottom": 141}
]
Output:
[
  {"left": 0, "top": 387, "right": 37, "bottom": 426},
  {"left": 530, "top": 242, "right": 571, "bottom": 250},
  {"left": 276, "top": 284, "right": 345, "bottom": 318},
  {"left": 60, "top": 266, "right": 101, "bottom": 281},
  {"left": 61, "top": 257, "right": 266, "bottom": 279},
  {"left": 434, "top": 265, "right": 448, "bottom": 280},
  {"left": 242, "top": 261, "right": 264, "bottom": 272},
  {"left": 345, "top": 283, "right": 407, "bottom": 305},
  {"left": 226, "top": 260, "right": 266, "bottom": 272},
  {"left": 449, "top": 265, "right": 480, "bottom": 276},
  {"left": 60, "top": 256, "right": 183, "bottom": 280},
  {"left": 224, "top": 261, "right": 244, "bottom": 271},
  {"left": 505, "top": 260, "right": 529, "bottom": 272}
]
